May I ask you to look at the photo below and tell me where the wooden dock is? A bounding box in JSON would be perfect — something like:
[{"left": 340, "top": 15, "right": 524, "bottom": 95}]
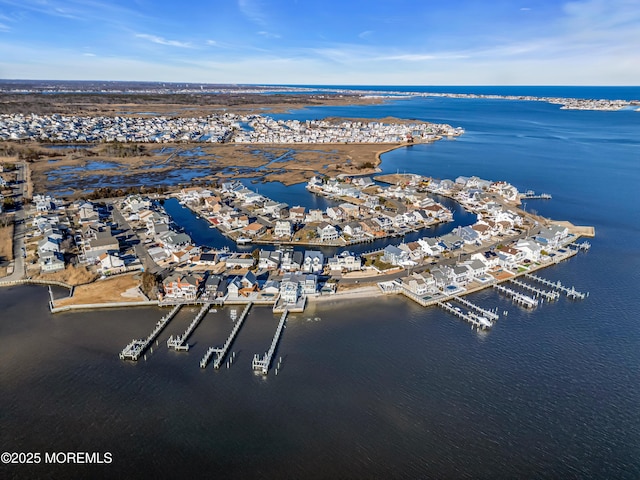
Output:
[
  {"left": 493, "top": 284, "right": 539, "bottom": 308},
  {"left": 252, "top": 309, "right": 288, "bottom": 375},
  {"left": 437, "top": 301, "right": 492, "bottom": 330},
  {"left": 119, "top": 304, "right": 182, "bottom": 361},
  {"left": 509, "top": 278, "right": 560, "bottom": 301},
  {"left": 524, "top": 273, "right": 588, "bottom": 299},
  {"left": 167, "top": 304, "right": 210, "bottom": 352},
  {"left": 451, "top": 295, "right": 500, "bottom": 322},
  {"left": 200, "top": 303, "right": 252, "bottom": 369}
]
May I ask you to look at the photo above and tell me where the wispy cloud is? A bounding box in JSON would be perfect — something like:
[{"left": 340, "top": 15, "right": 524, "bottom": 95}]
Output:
[
  {"left": 0, "top": 22, "right": 10, "bottom": 32},
  {"left": 358, "top": 30, "right": 373, "bottom": 39},
  {"left": 82, "top": 52, "right": 96, "bottom": 57},
  {"left": 238, "top": 0, "right": 267, "bottom": 26},
  {"left": 257, "top": 31, "right": 280, "bottom": 39},
  {"left": 520, "top": 7, "right": 531, "bottom": 11},
  {"left": 135, "top": 33, "right": 193, "bottom": 48}
]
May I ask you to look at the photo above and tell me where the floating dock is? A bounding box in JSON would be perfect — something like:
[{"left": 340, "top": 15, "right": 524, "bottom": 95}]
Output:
[
  {"left": 252, "top": 309, "right": 288, "bottom": 374},
  {"left": 524, "top": 273, "right": 588, "bottom": 299},
  {"left": 167, "top": 304, "right": 210, "bottom": 352},
  {"left": 119, "top": 304, "right": 182, "bottom": 361},
  {"left": 509, "top": 278, "right": 559, "bottom": 301},
  {"left": 493, "top": 284, "right": 539, "bottom": 308},
  {"left": 200, "top": 302, "right": 252, "bottom": 369},
  {"left": 437, "top": 301, "right": 492, "bottom": 330}
]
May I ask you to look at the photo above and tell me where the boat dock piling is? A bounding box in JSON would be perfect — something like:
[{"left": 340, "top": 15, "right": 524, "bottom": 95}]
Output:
[
  {"left": 493, "top": 284, "right": 539, "bottom": 308},
  {"left": 509, "top": 278, "right": 560, "bottom": 301},
  {"left": 437, "top": 301, "right": 492, "bottom": 330},
  {"left": 524, "top": 273, "right": 588, "bottom": 299},
  {"left": 201, "top": 302, "right": 252, "bottom": 369},
  {"left": 452, "top": 295, "right": 500, "bottom": 321},
  {"left": 569, "top": 241, "right": 591, "bottom": 251},
  {"left": 252, "top": 309, "right": 289, "bottom": 375},
  {"left": 523, "top": 190, "right": 552, "bottom": 199},
  {"left": 167, "top": 304, "right": 210, "bottom": 351},
  {"left": 119, "top": 304, "right": 182, "bottom": 361}
]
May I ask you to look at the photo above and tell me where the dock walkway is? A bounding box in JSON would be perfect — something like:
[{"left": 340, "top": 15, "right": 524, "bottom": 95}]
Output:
[
  {"left": 493, "top": 284, "right": 539, "bottom": 308},
  {"left": 119, "top": 304, "right": 182, "bottom": 361},
  {"left": 509, "top": 278, "right": 559, "bottom": 301},
  {"left": 200, "top": 302, "right": 252, "bottom": 369},
  {"left": 524, "top": 273, "right": 588, "bottom": 299},
  {"left": 252, "top": 309, "right": 288, "bottom": 374},
  {"left": 167, "top": 304, "right": 210, "bottom": 351}
]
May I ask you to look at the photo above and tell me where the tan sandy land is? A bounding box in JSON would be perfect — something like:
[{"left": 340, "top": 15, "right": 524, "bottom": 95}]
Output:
[
  {"left": 55, "top": 272, "right": 143, "bottom": 306},
  {"left": 549, "top": 220, "right": 595, "bottom": 237},
  {"left": 0, "top": 223, "right": 13, "bottom": 263},
  {"left": 33, "top": 264, "right": 97, "bottom": 286}
]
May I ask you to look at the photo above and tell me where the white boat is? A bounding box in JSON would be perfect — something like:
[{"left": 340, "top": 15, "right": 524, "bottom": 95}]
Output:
[{"left": 236, "top": 237, "right": 252, "bottom": 245}]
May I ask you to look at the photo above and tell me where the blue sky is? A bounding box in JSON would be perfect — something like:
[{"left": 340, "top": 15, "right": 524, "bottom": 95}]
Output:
[{"left": 0, "top": 0, "right": 638, "bottom": 84}]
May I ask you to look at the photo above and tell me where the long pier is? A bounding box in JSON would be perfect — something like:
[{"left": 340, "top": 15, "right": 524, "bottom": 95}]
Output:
[
  {"left": 167, "top": 304, "right": 210, "bottom": 352},
  {"left": 524, "top": 273, "right": 588, "bottom": 299},
  {"left": 437, "top": 301, "right": 492, "bottom": 330},
  {"left": 201, "top": 302, "right": 252, "bottom": 369},
  {"left": 119, "top": 304, "right": 182, "bottom": 361},
  {"left": 252, "top": 309, "right": 288, "bottom": 374},
  {"left": 493, "top": 284, "right": 539, "bottom": 308},
  {"left": 509, "top": 278, "right": 559, "bottom": 301},
  {"left": 452, "top": 295, "right": 500, "bottom": 322}
]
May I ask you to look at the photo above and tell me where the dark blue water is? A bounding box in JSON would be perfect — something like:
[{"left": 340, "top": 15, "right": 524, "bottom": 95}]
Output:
[{"left": 1, "top": 88, "right": 639, "bottom": 479}]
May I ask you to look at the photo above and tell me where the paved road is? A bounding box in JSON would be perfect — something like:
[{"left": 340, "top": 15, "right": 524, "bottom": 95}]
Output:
[{"left": 0, "top": 162, "right": 27, "bottom": 282}]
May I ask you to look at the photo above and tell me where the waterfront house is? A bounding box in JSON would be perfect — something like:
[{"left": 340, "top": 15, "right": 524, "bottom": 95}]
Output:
[
  {"left": 279, "top": 274, "right": 299, "bottom": 304},
  {"left": 417, "top": 237, "right": 443, "bottom": 257},
  {"left": 496, "top": 246, "right": 524, "bottom": 269},
  {"left": 274, "top": 220, "right": 292, "bottom": 237},
  {"left": 328, "top": 251, "right": 361, "bottom": 272},
  {"left": 381, "top": 245, "right": 407, "bottom": 266},
  {"left": 289, "top": 206, "right": 306, "bottom": 223},
  {"left": 317, "top": 223, "right": 340, "bottom": 242},
  {"left": 343, "top": 221, "right": 365, "bottom": 238},
  {"left": 280, "top": 248, "right": 303, "bottom": 272},
  {"left": 39, "top": 251, "right": 65, "bottom": 273},
  {"left": 241, "top": 222, "right": 266, "bottom": 237},
  {"left": 515, "top": 239, "right": 543, "bottom": 262},
  {"left": 224, "top": 254, "right": 255, "bottom": 270},
  {"left": 302, "top": 251, "right": 324, "bottom": 274},
  {"left": 201, "top": 275, "right": 226, "bottom": 301},
  {"left": 258, "top": 250, "right": 282, "bottom": 270},
  {"left": 162, "top": 273, "right": 202, "bottom": 301},
  {"left": 98, "top": 253, "right": 126, "bottom": 274}
]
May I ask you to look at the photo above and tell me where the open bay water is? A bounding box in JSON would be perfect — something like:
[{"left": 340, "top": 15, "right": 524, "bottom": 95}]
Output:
[{"left": 1, "top": 87, "right": 640, "bottom": 479}]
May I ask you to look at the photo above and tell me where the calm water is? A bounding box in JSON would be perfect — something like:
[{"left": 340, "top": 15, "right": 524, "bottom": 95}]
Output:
[{"left": 2, "top": 87, "right": 639, "bottom": 479}]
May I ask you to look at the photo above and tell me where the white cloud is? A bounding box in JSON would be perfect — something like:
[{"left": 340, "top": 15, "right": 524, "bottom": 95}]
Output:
[
  {"left": 82, "top": 53, "right": 96, "bottom": 57},
  {"left": 257, "top": 31, "right": 281, "bottom": 39},
  {"left": 135, "top": 33, "right": 192, "bottom": 48},
  {"left": 0, "top": 23, "right": 10, "bottom": 32},
  {"left": 358, "top": 30, "right": 373, "bottom": 39},
  {"left": 238, "top": 0, "right": 267, "bottom": 26}
]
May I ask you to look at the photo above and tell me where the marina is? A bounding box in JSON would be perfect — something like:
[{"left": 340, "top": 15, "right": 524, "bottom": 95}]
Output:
[
  {"left": 252, "top": 309, "right": 289, "bottom": 374},
  {"left": 166, "top": 304, "right": 210, "bottom": 351},
  {"left": 119, "top": 304, "right": 182, "bottom": 360},
  {"left": 451, "top": 295, "right": 500, "bottom": 322},
  {"left": 200, "top": 303, "right": 252, "bottom": 369},
  {"left": 493, "top": 284, "right": 539, "bottom": 309}
]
